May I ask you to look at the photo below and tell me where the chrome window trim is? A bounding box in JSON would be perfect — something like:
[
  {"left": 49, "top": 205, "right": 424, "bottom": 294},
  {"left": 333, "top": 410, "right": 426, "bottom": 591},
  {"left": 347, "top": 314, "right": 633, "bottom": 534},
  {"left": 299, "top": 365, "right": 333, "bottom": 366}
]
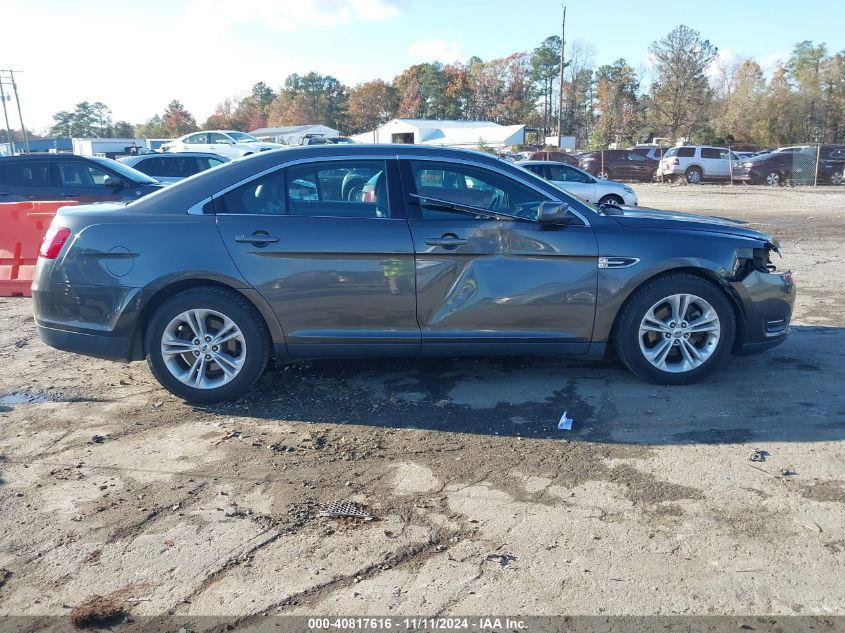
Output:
[{"left": 398, "top": 154, "right": 592, "bottom": 226}]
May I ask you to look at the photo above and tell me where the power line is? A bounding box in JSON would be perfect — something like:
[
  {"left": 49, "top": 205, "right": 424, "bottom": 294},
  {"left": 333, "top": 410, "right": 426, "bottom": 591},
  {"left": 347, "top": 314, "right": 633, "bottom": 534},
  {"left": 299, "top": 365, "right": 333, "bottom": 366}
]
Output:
[{"left": 0, "top": 69, "right": 29, "bottom": 154}]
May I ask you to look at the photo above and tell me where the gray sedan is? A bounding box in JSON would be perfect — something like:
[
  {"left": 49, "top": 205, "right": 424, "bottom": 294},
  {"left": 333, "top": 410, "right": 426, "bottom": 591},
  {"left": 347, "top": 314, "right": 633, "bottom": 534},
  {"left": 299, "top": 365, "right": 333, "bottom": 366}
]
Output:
[
  {"left": 33, "top": 145, "right": 794, "bottom": 403},
  {"left": 518, "top": 160, "right": 638, "bottom": 206}
]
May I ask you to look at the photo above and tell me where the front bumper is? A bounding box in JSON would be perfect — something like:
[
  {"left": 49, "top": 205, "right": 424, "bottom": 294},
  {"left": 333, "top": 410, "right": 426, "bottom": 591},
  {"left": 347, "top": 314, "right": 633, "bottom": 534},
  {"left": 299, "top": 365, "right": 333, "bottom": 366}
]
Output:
[{"left": 732, "top": 270, "right": 795, "bottom": 355}]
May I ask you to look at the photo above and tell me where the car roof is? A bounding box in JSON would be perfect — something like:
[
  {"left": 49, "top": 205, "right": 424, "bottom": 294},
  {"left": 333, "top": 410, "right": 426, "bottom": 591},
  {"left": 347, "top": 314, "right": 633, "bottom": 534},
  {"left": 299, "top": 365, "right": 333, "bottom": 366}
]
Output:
[
  {"left": 518, "top": 160, "right": 578, "bottom": 167},
  {"left": 0, "top": 154, "right": 100, "bottom": 162},
  {"left": 120, "top": 152, "right": 232, "bottom": 161}
]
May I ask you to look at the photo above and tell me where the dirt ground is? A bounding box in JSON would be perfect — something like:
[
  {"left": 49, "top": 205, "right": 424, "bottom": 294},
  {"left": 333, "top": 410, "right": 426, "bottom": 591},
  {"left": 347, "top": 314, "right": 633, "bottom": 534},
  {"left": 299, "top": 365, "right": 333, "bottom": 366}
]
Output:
[{"left": 1, "top": 184, "right": 844, "bottom": 625}]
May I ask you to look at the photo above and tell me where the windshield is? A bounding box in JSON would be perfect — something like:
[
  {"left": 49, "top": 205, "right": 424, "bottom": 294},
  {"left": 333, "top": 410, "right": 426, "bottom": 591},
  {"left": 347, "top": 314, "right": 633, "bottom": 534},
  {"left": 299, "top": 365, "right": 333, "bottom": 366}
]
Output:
[
  {"left": 89, "top": 156, "right": 159, "bottom": 184},
  {"left": 228, "top": 132, "right": 260, "bottom": 143}
]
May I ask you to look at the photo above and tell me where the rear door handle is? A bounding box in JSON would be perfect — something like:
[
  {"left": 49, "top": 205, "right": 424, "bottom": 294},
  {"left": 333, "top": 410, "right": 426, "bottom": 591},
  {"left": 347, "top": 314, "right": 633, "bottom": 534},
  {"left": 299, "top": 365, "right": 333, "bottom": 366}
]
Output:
[
  {"left": 61, "top": 193, "right": 80, "bottom": 198},
  {"left": 425, "top": 236, "right": 468, "bottom": 248},
  {"left": 235, "top": 233, "right": 279, "bottom": 245}
]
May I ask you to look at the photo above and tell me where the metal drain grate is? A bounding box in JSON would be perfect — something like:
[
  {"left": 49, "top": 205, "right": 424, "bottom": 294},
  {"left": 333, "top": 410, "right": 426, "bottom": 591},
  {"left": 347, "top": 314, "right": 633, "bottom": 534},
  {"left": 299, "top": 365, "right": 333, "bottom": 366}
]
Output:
[{"left": 318, "top": 500, "right": 374, "bottom": 520}]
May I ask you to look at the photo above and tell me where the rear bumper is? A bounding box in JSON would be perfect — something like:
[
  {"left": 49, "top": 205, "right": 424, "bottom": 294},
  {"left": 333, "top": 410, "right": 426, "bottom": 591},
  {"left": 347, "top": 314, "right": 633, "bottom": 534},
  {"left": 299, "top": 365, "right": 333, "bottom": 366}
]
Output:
[
  {"left": 732, "top": 270, "right": 795, "bottom": 355},
  {"left": 36, "top": 323, "right": 132, "bottom": 361}
]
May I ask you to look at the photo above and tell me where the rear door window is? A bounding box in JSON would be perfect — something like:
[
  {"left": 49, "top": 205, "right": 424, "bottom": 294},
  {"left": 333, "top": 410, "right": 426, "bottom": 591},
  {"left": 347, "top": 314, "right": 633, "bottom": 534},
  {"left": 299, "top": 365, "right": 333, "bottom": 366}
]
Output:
[
  {"left": 0, "top": 162, "right": 52, "bottom": 187},
  {"left": 286, "top": 160, "right": 387, "bottom": 218},
  {"left": 701, "top": 148, "right": 724, "bottom": 159}
]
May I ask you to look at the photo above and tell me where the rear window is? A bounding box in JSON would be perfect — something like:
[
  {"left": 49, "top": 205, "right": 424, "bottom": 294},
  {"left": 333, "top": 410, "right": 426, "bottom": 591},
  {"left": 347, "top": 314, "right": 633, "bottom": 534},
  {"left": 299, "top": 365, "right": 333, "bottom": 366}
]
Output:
[{"left": 0, "top": 162, "right": 52, "bottom": 186}]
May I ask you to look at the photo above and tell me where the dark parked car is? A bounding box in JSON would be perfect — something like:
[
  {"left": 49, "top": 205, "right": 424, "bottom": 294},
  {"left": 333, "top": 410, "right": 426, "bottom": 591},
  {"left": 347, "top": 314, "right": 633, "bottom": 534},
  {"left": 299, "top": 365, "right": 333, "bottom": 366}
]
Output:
[
  {"left": 734, "top": 146, "right": 845, "bottom": 186},
  {"left": 119, "top": 152, "right": 230, "bottom": 183},
  {"left": 579, "top": 150, "right": 658, "bottom": 182},
  {"left": 33, "top": 145, "right": 794, "bottom": 403},
  {"left": 0, "top": 154, "right": 164, "bottom": 203}
]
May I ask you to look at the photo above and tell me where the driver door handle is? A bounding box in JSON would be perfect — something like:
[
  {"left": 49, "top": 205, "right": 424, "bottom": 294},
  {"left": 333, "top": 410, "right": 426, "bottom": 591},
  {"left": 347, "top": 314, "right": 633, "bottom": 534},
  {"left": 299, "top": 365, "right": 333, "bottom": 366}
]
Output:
[
  {"left": 425, "top": 236, "right": 468, "bottom": 248},
  {"left": 235, "top": 233, "right": 279, "bottom": 245}
]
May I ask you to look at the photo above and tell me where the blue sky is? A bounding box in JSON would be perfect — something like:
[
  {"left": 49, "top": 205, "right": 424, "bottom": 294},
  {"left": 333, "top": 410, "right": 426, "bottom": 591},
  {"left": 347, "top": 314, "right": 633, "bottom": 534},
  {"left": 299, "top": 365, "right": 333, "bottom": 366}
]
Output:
[{"left": 1, "top": 0, "right": 842, "bottom": 133}]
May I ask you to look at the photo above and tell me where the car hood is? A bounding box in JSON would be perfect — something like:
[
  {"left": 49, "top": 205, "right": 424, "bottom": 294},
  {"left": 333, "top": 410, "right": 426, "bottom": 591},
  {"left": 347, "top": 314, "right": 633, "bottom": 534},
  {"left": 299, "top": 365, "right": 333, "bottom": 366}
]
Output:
[{"left": 610, "top": 206, "right": 777, "bottom": 245}]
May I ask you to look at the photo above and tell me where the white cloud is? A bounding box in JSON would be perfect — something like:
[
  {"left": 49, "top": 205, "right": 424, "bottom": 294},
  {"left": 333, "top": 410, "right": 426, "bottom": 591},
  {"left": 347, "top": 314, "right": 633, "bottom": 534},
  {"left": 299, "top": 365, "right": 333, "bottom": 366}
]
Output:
[
  {"left": 182, "top": 0, "right": 401, "bottom": 36},
  {"left": 0, "top": 0, "right": 402, "bottom": 133},
  {"left": 407, "top": 39, "right": 462, "bottom": 63}
]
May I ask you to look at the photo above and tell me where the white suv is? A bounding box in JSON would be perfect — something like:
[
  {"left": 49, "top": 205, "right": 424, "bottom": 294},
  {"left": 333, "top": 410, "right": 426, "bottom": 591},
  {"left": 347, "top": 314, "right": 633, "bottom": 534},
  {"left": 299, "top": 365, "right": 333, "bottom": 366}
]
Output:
[
  {"left": 660, "top": 145, "right": 740, "bottom": 184},
  {"left": 161, "top": 131, "right": 283, "bottom": 159}
]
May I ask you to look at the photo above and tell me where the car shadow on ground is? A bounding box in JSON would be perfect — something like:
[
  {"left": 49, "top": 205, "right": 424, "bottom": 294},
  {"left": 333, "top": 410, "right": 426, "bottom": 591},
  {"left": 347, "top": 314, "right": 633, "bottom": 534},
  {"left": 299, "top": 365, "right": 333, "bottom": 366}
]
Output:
[{"left": 207, "top": 325, "right": 845, "bottom": 445}]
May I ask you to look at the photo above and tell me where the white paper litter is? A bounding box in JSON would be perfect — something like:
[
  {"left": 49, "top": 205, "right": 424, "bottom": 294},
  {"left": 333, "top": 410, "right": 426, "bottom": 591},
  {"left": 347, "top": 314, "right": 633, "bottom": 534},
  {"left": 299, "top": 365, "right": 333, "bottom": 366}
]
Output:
[{"left": 558, "top": 411, "right": 573, "bottom": 430}]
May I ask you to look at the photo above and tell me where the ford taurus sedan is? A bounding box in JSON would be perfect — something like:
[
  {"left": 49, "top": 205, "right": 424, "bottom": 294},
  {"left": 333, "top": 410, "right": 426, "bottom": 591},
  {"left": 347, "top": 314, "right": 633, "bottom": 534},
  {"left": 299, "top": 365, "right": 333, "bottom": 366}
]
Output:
[{"left": 32, "top": 145, "right": 795, "bottom": 403}]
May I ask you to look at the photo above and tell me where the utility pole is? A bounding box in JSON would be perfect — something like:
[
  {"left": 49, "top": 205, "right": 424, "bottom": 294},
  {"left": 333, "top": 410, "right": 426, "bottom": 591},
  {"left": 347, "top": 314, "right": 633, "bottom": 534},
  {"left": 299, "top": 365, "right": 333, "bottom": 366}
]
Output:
[
  {"left": 0, "top": 79, "right": 13, "bottom": 156},
  {"left": 556, "top": 3, "right": 566, "bottom": 144},
  {"left": 9, "top": 71, "right": 29, "bottom": 154}
]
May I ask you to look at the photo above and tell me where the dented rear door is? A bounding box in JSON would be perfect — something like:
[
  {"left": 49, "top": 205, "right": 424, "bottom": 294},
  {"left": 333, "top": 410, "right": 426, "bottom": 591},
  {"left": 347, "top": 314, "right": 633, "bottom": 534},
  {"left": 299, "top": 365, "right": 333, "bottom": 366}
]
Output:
[{"left": 399, "top": 158, "right": 598, "bottom": 356}]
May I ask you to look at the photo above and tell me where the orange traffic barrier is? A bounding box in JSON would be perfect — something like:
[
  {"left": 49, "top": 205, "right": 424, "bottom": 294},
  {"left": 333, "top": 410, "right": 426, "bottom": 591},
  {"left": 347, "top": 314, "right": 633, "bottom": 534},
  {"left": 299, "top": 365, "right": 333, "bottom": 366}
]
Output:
[{"left": 0, "top": 200, "right": 78, "bottom": 297}]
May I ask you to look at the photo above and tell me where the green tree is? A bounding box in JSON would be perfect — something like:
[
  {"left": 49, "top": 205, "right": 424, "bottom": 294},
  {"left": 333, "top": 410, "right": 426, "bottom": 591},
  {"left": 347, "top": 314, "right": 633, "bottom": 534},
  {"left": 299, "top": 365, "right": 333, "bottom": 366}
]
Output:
[
  {"left": 112, "top": 121, "right": 135, "bottom": 137},
  {"left": 530, "top": 36, "right": 561, "bottom": 136},
  {"left": 648, "top": 25, "right": 718, "bottom": 141},
  {"left": 135, "top": 115, "right": 169, "bottom": 139},
  {"left": 48, "top": 110, "right": 74, "bottom": 137}
]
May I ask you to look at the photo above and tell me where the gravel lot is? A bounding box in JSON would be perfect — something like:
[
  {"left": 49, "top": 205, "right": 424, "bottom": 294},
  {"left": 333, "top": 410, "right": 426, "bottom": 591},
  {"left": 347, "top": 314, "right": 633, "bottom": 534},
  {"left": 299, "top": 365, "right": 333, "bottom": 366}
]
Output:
[{"left": 1, "top": 184, "right": 844, "bottom": 624}]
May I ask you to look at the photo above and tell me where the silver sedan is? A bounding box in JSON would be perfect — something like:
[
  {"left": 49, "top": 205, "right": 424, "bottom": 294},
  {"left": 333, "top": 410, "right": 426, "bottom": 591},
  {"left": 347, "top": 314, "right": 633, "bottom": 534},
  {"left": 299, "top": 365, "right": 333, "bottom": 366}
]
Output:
[{"left": 518, "top": 160, "right": 638, "bottom": 206}]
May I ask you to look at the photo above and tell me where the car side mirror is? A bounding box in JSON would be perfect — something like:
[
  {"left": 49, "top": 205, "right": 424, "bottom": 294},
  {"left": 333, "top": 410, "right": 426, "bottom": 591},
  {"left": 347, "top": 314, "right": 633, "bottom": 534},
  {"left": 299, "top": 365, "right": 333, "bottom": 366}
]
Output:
[
  {"left": 537, "top": 201, "right": 573, "bottom": 224},
  {"left": 103, "top": 176, "right": 124, "bottom": 188}
]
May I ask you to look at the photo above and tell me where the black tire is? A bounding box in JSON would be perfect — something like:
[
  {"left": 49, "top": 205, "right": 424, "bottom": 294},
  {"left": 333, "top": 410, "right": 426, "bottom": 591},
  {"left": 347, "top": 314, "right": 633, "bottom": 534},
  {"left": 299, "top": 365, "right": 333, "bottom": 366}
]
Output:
[
  {"left": 144, "top": 288, "right": 271, "bottom": 403},
  {"left": 598, "top": 194, "right": 624, "bottom": 205},
  {"left": 764, "top": 171, "right": 783, "bottom": 186},
  {"left": 685, "top": 167, "right": 703, "bottom": 184},
  {"left": 612, "top": 273, "right": 736, "bottom": 385}
]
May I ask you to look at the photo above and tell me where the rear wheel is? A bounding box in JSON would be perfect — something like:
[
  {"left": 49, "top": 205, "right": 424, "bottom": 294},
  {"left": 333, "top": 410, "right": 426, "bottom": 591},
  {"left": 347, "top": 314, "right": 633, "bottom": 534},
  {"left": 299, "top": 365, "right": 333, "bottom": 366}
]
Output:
[
  {"left": 144, "top": 288, "right": 270, "bottom": 403},
  {"left": 830, "top": 172, "right": 844, "bottom": 186},
  {"left": 597, "top": 169, "right": 612, "bottom": 180},
  {"left": 685, "top": 167, "right": 703, "bottom": 184},
  {"left": 613, "top": 274, "right": 736, "bottom": 385}
]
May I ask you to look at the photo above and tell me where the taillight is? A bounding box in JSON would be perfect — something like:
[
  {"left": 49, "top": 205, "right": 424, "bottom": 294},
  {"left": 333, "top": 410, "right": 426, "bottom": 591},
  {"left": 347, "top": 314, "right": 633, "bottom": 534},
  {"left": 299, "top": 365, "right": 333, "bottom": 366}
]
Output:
[
  {"left": 39, "top": 226, "right": 71, "bottom": 259},
  {"left": 672, "top": 158, "right": 679, "bottom": 165},
  {"left": 362, "top": 189, "right": 375, "bottom": 202}
]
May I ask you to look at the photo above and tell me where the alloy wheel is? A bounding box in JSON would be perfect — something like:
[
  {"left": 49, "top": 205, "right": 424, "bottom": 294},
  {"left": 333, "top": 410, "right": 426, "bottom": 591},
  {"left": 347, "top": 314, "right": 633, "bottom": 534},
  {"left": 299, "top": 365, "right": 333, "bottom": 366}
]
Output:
[
  {"left": 638, "top": 293, "right": 721, "bottom": 373},
  {"left": 765, "top": 172, "right": 781, "bottom": 186},
  {"left": 160, "top": 309, "right": 247, "bottom": 389}
]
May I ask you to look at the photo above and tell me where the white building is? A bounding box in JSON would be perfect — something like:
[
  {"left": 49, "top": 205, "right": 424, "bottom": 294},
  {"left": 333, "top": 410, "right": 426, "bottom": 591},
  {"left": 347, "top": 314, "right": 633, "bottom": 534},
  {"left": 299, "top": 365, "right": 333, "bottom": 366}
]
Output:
[
  {"left": 250, "top": 125, "right": 340, "bottom": 145},
  {"left": 350, "top": 119, "right": 525, "bottom": 148}
]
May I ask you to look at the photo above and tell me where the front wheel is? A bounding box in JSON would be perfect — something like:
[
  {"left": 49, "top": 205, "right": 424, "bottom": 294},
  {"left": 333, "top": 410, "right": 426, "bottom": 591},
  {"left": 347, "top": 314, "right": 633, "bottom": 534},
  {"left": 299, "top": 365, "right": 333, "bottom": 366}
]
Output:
[
  {"left": 144, "top": 288, "right": 270, "bottom": 403},
  {"left": 598, "top": 194, "right": 624, "bottom": 205},
  {"left": 612, "top": 274, "right": 736, "bottom": 385},
  {"left": 830, "top": 172, "right": 844, "bottom": 186}
]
